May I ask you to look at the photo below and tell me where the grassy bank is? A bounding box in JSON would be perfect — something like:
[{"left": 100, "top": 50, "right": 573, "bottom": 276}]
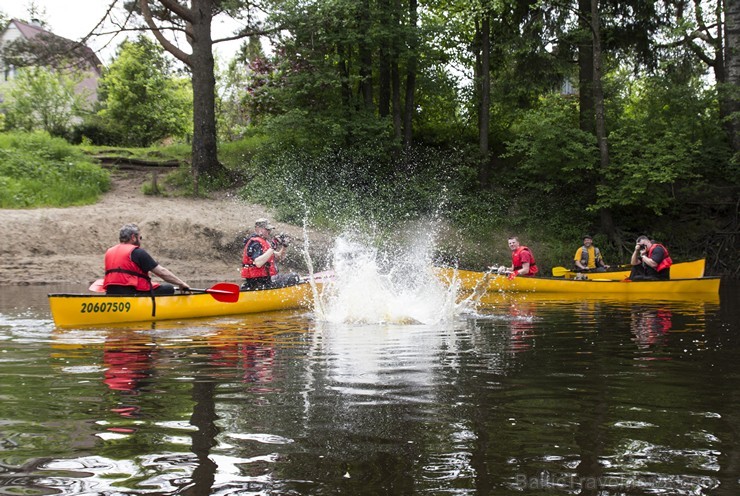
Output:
[{"left": 0, "top": 132, "right": 110, "bottom": 208}]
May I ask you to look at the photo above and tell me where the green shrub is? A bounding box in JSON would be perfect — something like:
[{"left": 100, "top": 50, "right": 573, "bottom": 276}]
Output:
[{"left": 0, "top": 131, "right": 110, "bottom": 208}]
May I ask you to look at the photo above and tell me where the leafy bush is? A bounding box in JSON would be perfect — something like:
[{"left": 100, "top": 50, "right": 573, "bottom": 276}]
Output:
[{"left": 0, "top": 132, "right": 110, "bottom": 208}]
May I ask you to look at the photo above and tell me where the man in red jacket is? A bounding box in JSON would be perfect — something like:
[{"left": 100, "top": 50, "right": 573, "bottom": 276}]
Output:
[
  {"left": 103, "top": 223, "right": 190, "bottom": 295},
  {"left": 497, "top": 236, "right": 539, "bottom": 279},
  {"left": 241, "top": 218, "right": 300, "bottom": 290},
  {"left": 629, "top": 235, "right": 672, "bottom": 280}
]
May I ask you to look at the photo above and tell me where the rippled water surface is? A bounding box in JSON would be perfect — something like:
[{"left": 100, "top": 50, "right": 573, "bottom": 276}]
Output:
[{"left": 0, "top": 282, "right": 738, "bottom": 495}]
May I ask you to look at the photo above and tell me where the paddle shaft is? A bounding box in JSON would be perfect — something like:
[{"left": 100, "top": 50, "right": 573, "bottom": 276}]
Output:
[
  {"left": 553, "top": 263, "right": 632, "bottom": 277},
  {"left": 88, "top": 279, "right": 240, "bottom": 303}
]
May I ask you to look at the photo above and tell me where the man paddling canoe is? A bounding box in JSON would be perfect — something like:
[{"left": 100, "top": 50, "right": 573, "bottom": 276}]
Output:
[
  {"left": 103, "top": 223, "right": 190, "bottom": 295},
  {"left": 496, "top": 236, "right": 539, "bottom": 279}
]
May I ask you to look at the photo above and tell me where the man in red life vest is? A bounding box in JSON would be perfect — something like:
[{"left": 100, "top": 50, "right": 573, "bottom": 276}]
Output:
[
  {"left": 497, "top": 236, "right": 539, "bottom": 279},
  {"left": 629, "top": 235, "right": 672, "bottom": 280},
  {"left": 241, "top": 218, "right": 300, "bottom": 290},
  {"left": 103, "top": 223, "right": 190, "bottom": 295}
]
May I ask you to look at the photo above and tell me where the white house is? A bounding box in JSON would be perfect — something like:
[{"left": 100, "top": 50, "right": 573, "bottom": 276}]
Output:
[{"left": 0, "top": 18, "right": 103, "bottom": 105}]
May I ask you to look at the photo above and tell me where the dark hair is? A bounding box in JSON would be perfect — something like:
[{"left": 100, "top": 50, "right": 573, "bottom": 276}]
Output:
[{"left": 636, "top": 235, "right": 649, "bottom": 244}]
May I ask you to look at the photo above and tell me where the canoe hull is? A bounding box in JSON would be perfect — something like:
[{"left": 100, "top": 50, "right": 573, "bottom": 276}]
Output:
[
  {"left": 436, "top": 268, "right": 720, "bottom": 294},
  {"left": 49, "top": 283, "right": 315, "bottom": 327},
  {"left": 562, "top": 258, "right": 705, "bottom": 280}
]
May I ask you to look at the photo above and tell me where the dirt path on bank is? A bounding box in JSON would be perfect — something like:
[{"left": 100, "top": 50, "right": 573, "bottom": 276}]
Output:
[{"left": 0, "top": 168, "right": 333, "bottom": 287}]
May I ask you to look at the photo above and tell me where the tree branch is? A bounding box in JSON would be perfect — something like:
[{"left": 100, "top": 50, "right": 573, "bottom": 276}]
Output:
[
  {"left": 213, "top": 26, "right": 282, "bottom": 44},
  {"left": 156, "top": 0, "right": 194, "bottom": 23},
  {"left": 139, "top": 0, "right": 191, "bottom": 66}
]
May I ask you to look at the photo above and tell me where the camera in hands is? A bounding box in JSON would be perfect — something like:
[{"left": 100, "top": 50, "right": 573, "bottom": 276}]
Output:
[{"left": 274, "top": 233, "right": 292, "bottom": 247}]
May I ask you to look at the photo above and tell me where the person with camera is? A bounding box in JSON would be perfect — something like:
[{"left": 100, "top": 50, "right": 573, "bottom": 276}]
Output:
[
  {"left": 629, "top": 235, "right": 672, "bottom": 280},
  {"left": 573, "top": 235, "right": 610, "bottom": 273},
  {"left": 240, "top": 218, "right": 300, "bottom": 290}
]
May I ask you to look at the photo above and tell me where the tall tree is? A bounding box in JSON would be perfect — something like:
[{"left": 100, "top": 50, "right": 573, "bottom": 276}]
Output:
[
  {"left": 477, "top": 15, "right": 491, "bottom": 167},
  {"left": 589, "top": 0, "right": 616, "bottom": 240},
  {"left": 659, "top": 1, "right": 737, "bottom": 154},
  {"left": 98, "top": 35, "right": 192, "bottom": 146},
  {"left": 403, "top": 0, "right": 419, "bottom": 147},
  {"left": 722, "top": 0, "right": 740, "bottom": 155},
  {"left": 115, "top": 0, "right": 269, "bottom": 190}
]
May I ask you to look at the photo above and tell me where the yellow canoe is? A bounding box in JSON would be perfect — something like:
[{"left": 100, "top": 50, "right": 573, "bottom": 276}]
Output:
[
  {"left": 477, "top": 288, "right": 720, "bottom": 306},
  {"left": 435, "top": 268, "right": 720, "bottom": 294},
  {"left": 558, "top": 258, "right": 705, "bottom": 280},
  {"left": 48, "top": 282, "right": 317, "bottom": 327}
]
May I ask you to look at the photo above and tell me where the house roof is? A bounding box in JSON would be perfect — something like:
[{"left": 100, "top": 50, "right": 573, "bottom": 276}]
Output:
[{"left": 5, "top": 18, "right": 103, "bottom": 76}]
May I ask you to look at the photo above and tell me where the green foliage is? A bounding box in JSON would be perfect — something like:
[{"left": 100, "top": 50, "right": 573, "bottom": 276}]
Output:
[
  {"left": 96, "top": 35, "right": 192, "bottom": 147},
  {"left": 505, "top": 94, "right": 598, "bottom": 192},
  {"left": 1, "top": 66, "right": 90, "bottom": 137},
  {"left": 216, "top": 36, "right": 270, "bottom": 141},
  {"left": 600, "top": 72, "right": 728, "bottom": 215},
  {"left": 0, "top": 131, "right": 110, "bottom": 208}
]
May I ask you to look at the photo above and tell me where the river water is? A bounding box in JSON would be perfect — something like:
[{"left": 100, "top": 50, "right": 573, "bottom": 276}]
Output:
[{"left": 0, "top": 276, "right": 738, "bottom": 495}]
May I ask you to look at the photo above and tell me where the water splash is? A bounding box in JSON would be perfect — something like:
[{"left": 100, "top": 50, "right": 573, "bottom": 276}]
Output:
[{"left": 312, "top": 228, "right": 464, "bottom": 325}]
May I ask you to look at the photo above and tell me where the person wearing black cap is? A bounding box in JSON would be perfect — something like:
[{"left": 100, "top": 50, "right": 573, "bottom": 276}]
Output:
[
  {"left": 104, "top": 223, "right": 190, "bottom": 295},
  {"left": 240, "top": 218, "right": 299, "bottom": 290},
  {"left": 573, "top": 235, "right": 609, "bottom": 273}
]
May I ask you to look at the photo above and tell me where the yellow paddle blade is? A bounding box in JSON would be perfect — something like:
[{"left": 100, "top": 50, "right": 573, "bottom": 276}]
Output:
[{"left": 551, "top": 266, "right": 571, "bottom": 277}]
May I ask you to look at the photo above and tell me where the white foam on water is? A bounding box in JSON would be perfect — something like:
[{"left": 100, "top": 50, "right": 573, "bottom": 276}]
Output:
[{"left": 312, "top": 230, "right": 464, "bottom": 325}]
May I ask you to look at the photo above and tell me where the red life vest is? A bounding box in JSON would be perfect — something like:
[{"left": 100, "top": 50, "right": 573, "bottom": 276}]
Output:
[
  {"left": 512, "top": 246, "right": 539, "bottom": 276},
  {"left": 103, "top": 244, "right": 153, "bottom": 292},
  {"left": 241, "top": 235, "right": 277, "bottom": 279},
  {"left": 647, "top": 243, "right": 673, "bottom": 273}
]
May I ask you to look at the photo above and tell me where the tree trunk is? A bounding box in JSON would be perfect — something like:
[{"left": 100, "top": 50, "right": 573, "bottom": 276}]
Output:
[
  {"left": 403, "top": 0, "right": 418, "bottom": 148},
  {"left": 379, "top": 51, "right": 391, "bottom": 117},
  {"left": 478, "top": 15, "right": 491, "bottom": 186},
  {"left": 190, "top": 0, "right": 219, "bottom": 191},
  {"left": 578, "top": 0, "right": 595, "bottom": 134},
  {"left": 723, "top": 0, "right": 740, "bottom": 154},
  {"left": 392, "top": 60, "right": 402, "bottom": 140},
  {"left": 591, "top": 0, "right": 616, "bottom": 241},
  {"left": 392, "top": 0, "right": 402, "bottom": 140},
  {"left": 338, "top": 44, "right": 351, "bottom": 111},
  {"left": 358, "top": 0, "right": 374, "bottom": 111}
]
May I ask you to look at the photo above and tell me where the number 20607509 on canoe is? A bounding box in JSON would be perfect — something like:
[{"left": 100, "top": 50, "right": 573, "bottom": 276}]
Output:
[{"left": 48, "top": 282, "right": 319, "bottom": 327}]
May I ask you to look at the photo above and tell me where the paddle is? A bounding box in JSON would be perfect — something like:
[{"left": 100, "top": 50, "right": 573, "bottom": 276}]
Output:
[
  {"left": 471, "top": 265, "right": 499, "bottom": 300},
  {"left": 190, "top": 283, "right": 241, "bottom": 303},
  {"left": 551, "top": 266, "right": 572, "bottom": 277},
  {"left": 89, "top": 278, "right": 105, "bottom": 292},
  {"left": 88, "top": 279, "right": 240, "bottom": 303},
  {"left": 552, "top": 264, "right": 633, "bottom": 277}
]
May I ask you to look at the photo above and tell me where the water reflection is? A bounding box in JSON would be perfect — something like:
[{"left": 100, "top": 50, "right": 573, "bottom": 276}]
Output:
[
  {"left": 0, "top": 284, "right": 738, "bottom": 495},
  {"left": 630, "top": 306, "right": 673, "bottom": 349}
]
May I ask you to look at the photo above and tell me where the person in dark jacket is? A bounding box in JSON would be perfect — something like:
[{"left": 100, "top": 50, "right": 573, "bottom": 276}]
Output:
[{"left": 629, "top": 235, "right": 672, "bottom": 280}]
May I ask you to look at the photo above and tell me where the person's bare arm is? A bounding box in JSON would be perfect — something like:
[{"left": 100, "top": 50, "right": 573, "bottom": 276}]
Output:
[
  {"left": 253, "top": 248, "right": 275, "bottom": 267},
  {"left": 517, "top": 262, "right": 531, "bottom": 276},
  {"left": 151, "top": 265, "right": 190, "bottom": 290}
]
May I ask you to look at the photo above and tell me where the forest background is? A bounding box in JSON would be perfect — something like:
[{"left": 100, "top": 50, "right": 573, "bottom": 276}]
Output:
[{"left": 0, "top": 0, "right": 738, "bottom": 276}]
